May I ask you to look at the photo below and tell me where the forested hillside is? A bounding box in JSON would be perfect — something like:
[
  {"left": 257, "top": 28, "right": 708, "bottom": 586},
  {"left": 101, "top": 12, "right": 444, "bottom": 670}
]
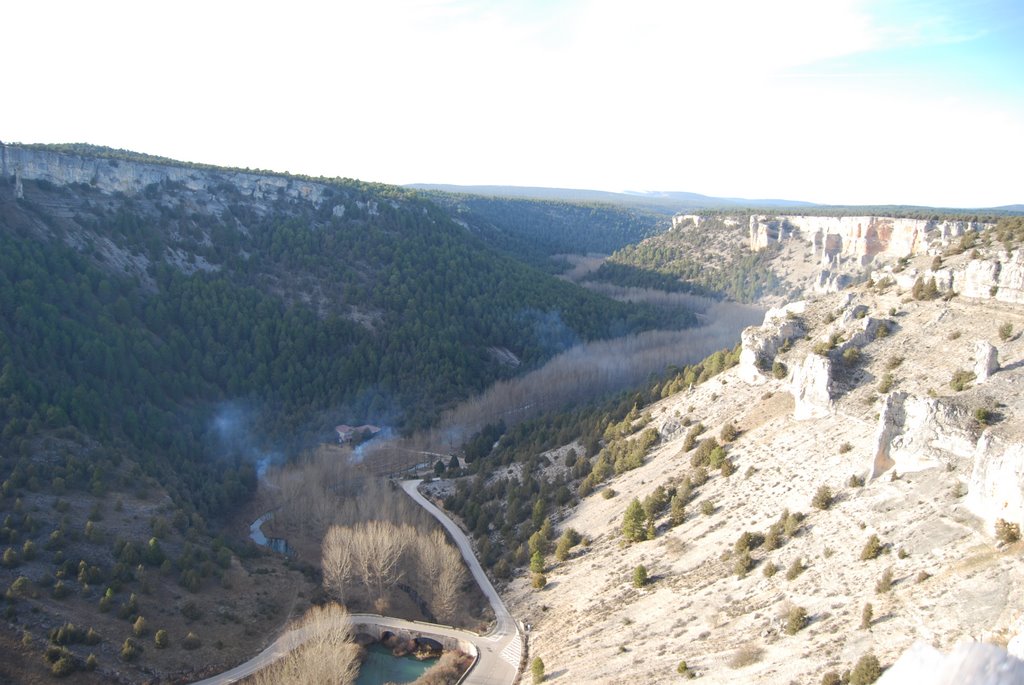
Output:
[
  {"left": 419, "top": 193, "right": 671, "bottom": 271},
  {"left": 586, "top": 216, "right": 783, "bottom": 302},
  {"left": 0, "top": 160, "right": 691, "bottom": 519}
]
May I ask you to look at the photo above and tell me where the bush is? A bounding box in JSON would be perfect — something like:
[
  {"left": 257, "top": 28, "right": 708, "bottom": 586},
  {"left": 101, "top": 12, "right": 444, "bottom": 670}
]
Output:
[
  {"left": 182, "top": 632, "right": 201, "bottom": 650},
  {"left": 121, "top": 637, "right": 142, "bottom": 661},
  {"left": 762, "top": 561, "right": 778, "bottom": 578},
  {"left": 133, "top": 616, "right": 147, "bottom": 637},
  {"left": 842, "top": 347, "right": 861, "bottom": 364},
  {"left": 849, "top": 653, "right": 882, "bottom": 685},
  {"left": 155, "top": 629, "right": 169, "bottom": 648},
  {"left": 860, "top": 602, "right": 873, "bottom": 629},
  {"left": 677, "top": 660, "right": 694, "bottom": 678},
  {"left": 839, "top": 442, "right": 853, "bottom": 454},
  {"left": 995, "top": 518, "right": 1021, "bottom": 544},
  {"left": 783, "top": 511, "right": 803, "bottom": 537},
  {"left": 877, "top": 373, "right": 894, "bottom": 393},
  {"left": 821, "top": 671, "right": 841, "bottom": 685},
  {"left": 531, "top": 573, "right": 547, "bottom": 590},
  {"left": 720, "top": 458, "right": 736, "bottom": 478},
  {"left": 949, "top": 369, "right": 976, "bottom": 392},
  {"left": 719, "top": 422, "right": 739, "bottom": 443},
  {"left": 916, "top": 570, "right": 931, "bottom": 583},
  {"left": 51, "top": 655, "right": 77, "bottom": 677},
  {"left": 633, "top": 565, "right": 648, "bottom": 588},
  {"left": 999, "top": 322, "right": 1013, "bottom": 341},
  {"left": 733, "top": 550, "right": 752, "bottom": 578},
  {"left": 848, "top": 473, "right": 865, "bottom": 487},
  {"left": 532, "top": 656, "right": 545, "bottom": 684},
  {"left": 812, "top": 485, "right": 834, "bottom": 510},
  {"left": 772, "top": 360, "right": 788, "bottom": 379},
  {"left": 728, "top": 644, "right": 764, "bottom": 668},
  {"left": 601, "top": 488, "right": 616, "bottom": 499},
  {"left": 700, "top": 500, "right": 714, "bottom": 516},
  {"left": 785, "top": 605, "right": 808, "bottom": 635},
  {"left": 860, "top": 534, "right": 882, "bottom": 561},
  {"left": 785, "top": 558, "right": 804, "bottom": 580},
  {"left": 85, "top": 654, "right": 97, "bottom": 671},
  {"left": 875, "top": 567, "right": 893, "bottom": 594}
]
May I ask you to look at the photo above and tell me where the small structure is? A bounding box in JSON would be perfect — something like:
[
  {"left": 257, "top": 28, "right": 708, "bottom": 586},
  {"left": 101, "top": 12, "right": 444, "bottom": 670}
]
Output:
[{"left": 335, "top": 424, "right": 381, "bottom": 444}]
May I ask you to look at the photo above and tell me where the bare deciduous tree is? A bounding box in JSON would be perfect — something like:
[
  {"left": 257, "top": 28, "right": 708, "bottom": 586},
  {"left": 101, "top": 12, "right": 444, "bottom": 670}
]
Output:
[{"left": 249, "top": 604, "right": 359, "bottom": 685}]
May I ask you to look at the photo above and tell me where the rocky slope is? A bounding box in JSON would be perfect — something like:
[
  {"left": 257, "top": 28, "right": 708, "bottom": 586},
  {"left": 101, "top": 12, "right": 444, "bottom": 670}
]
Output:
[{"left": 502, "top": 241, "right": 1024, "bottom": 683}]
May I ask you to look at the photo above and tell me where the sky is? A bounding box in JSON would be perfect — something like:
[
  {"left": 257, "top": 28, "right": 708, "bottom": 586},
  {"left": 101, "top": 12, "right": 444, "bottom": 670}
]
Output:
[{"left": 4, "top": 0, "right": 1022, "bottom": 207}]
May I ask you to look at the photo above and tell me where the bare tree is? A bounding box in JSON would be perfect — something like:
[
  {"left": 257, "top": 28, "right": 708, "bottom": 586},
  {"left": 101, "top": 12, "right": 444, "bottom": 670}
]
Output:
[
  {"left": 322, "top": 526, "right": 355, "bottom": 604},
  {"left": 248, "top": 603, "right": 359, "bottom": 685}
]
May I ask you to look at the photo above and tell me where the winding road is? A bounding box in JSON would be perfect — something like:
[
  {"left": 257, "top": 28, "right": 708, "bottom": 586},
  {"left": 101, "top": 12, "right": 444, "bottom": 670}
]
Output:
[{"left": 192, "top": 479, "right": 520, "bottom": 685}]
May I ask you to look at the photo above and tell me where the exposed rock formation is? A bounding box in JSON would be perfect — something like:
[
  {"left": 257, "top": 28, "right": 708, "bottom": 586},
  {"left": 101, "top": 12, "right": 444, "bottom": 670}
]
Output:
[
  {"left": 737, "top": 301, "right": 806, "bottom": 385},
  {"left": 869, "top": 393, "right": 976, "bottom": 479},
  {"left": 956, "top": 251, "right": 1024, "bottom": 305},
  {"left": 1, "top": 143, "right": 332, "bottom": 207},
  {"left": 749, "top": 215, "right": 992, "bottom": 259},
  {"left": 790, "top": 353, "right": 834, "bottom": 420},
  {"left": 974, "top": 341, "right": 1000, "bottom": 382},
  {"left": 879, "top": 641, "right": 1024, "bottom": 685},
  {"left": 967, "top": 431, "right": 1024, "bottom": 532}
]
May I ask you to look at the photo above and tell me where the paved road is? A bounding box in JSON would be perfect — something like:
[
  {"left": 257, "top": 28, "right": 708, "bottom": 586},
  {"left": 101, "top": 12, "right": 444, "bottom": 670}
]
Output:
[{"left": 192, "top": 480, "right": 520, "bottom": 685}]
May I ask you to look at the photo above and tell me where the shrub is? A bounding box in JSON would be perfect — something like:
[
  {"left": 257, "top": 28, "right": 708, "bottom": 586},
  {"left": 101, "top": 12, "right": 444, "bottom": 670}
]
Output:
[
  {"left": 133, "top": 616, "right": 147, "bottom": 637},
  {"left": 719, "top": 422, "right": 739, "bottom": 443},
  {"left": 860, "top": 602, "right": 873, "bottom": 629},
  {"left": 182, "top": 632, "right": 201, "bottom": 650},
  {"left": 772, "top": 361, "right": 788, "bottom": 379},
  {"left": 999, "top": 322, "right": 1013, "bottom": 341},
  {"left": 783, "top": 511, "right": 803, "bottom": 537},
  {"left": 677, "top": 660, "right": 694, "bottom": 678},
  {"left": 860, "top": 534, "right": 882, "bottom": 561},
  {"left": 839, "top": 442, "right": 853, "bottom": 454},
  {"left": 877, "top": 373, "right": 894, "bottom": 393},
  {"left": 785, "top": 558, "right": 804, "bottom": 581},
  {"left": 700, "top": 500, "right": 714, "bottom": 516},
  {"left": 532, "top": 656, "right": 545, "bottom": 684},
  {"left": 915, "top": 570, "right": 931, "bottom": 583},
  {"left": 682, "top": 424, "right": 703, "bottom": 452},
  {"left": 733, "top": 550, "right": 752, "bottom": 578},
  {"left": 690, "top": 467, "right": 708, "bottom": 487},
  {"left": 875, "top": 567, "right": 893, "bottom": 594},
  {"left": 85, "top": 654, "right": 97, "bottom": 671},
  {"left": 849, "top": 653, "right": 882, "bottom": 685},
  {"left": 633, "top": 565, "right": 648, "bottom": 588},
  {"left": 875, "top": 323, "right": 890, "bottom": 339},
  {"left": 51, "top": 655, "right": 76, "bottom": 677},
  {"left": 821, "top": 672, "right": 841, "bottom": 685},
  {"left": 155, "top": 629, "right": 169, "bottom": 648},
  {"left": 812, "top": 485, "right": 834, "bottom": 510},
  {"left": 720, "top": 458, "right": 736, "bottom": 478},
  {"left": 974, "top": 407, "right": 993, "bottom": 425},
  {"left": 762, "top": 561, "right": 778, "bottom": 578},
  {"left": 949, "top": 369, "right": 976, "bottom": 392},
  {"left": 121, "top": 637, "right": 141, "bottom": 661},
  {"left": 601, "top": 488, "right": 616, "bottom": 499},
  {"left": 886, "top": 355, "right": 904, "bottom": 370},
  {"left": 785, "top": 605, "right": 808, "bottom": 635},
  {"left": 728, "top": 644, "right": 764, "bottom": 668},
  {"left": 531, "top": 573, "right": 547, "bottom": 590},
  {"left": 848, "top": 473, "right": 865, "bottom": 487},
  {"left": 995, "top": 518, "right": 1021, "bottom": 544},
  {"left": 842, "top": 347, "right": 861, "bottom": 364}
]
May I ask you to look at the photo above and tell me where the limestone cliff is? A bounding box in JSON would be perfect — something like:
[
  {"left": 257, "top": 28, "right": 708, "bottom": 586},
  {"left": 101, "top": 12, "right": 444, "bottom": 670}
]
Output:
[
  {"left": 790, "top": 352, "right": 834, "bottom": 420},
  {"left": 869, "top": 392, "right": 976, "bottom": 480},
  {"left": 1, "top": 143, "right": 334, "bottom": 208},
  {"left": 749, "top": 214, "right": 992, "bottom": 261},
  {"left": 967, "top": 432, "right": 1024, "bottom": 533},
  {"left": 737, "top": 301, "right": 805, "bottom": 385}
]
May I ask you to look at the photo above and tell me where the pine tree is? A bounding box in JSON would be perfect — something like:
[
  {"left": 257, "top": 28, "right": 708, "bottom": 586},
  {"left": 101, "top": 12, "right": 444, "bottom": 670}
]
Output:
[{"left": 622, "top": 498, "right": 646, "bottom": 542}]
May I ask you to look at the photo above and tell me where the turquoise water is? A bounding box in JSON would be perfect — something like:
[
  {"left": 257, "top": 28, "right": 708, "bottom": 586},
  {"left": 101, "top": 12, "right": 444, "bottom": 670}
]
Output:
[{"left": 355, "top": 643, "right": 437, "bottom": 685}]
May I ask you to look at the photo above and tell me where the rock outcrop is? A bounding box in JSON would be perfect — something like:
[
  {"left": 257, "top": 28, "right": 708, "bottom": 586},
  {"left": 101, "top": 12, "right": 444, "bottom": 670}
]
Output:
[
  {"left": 869, "top": 393, "right": 976, "bottom": 480},
  {"left": 790, "top": 353, "right": 834, "bottom": 420},
  {"left": 749, "top": 215, "right": 993, "bottom": 260},
  {"left": 956, "top": 251, "right": 1024, "bottom": 304},
  {"left": 1, "top": 143, "right": 332, "bottom": 207},
  {"left": 967, "top": 431, "right": 1024, "bottom": 532},
  {"left": 878, "top": 640, "right": 1024, "bottom": 685},
  {"left": 737, "top": 301, "right": 806, "bottom": 385},
  {"left": 974, "top": 341, "right": 1000, "bottom": 382}
]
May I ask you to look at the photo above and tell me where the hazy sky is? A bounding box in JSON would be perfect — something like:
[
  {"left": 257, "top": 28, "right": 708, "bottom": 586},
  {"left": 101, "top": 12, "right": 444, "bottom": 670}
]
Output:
[{"left": 4, "top": 0, "right": 1022, "bottom": 207}]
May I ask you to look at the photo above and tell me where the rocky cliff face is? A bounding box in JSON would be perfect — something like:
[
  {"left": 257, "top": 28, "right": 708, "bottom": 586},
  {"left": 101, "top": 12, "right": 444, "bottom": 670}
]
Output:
[
  {"left": 1, "top": 143, "right": 334, "bottom": 208},
  {"left": 749, "top": 214, "right": 992, "bottom": 261},
  {"left": 737, "top": 301, "right": 806, "bottom": 385},
  {"left": 790, "top": 352, "right": 834, "bottom": 420},
  {"left": 967, "top": 432, "right": 1024, "bottom": 533},
  {"left": 870, "top": 392, "right": 976, "bottom": 480}
]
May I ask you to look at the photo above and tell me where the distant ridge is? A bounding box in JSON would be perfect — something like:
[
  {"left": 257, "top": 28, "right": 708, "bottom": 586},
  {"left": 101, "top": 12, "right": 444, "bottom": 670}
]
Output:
[{"left": 405, "top": 183, "right": 817, "bottom": 210}]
